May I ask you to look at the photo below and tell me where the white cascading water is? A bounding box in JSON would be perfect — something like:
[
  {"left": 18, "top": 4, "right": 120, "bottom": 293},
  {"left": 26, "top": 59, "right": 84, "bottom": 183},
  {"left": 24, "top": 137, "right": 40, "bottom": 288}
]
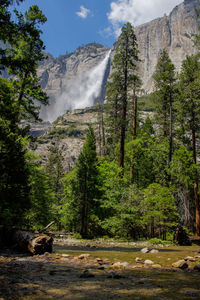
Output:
[{"left": 44, "top": 50, "right": 111, "bottom": 123}]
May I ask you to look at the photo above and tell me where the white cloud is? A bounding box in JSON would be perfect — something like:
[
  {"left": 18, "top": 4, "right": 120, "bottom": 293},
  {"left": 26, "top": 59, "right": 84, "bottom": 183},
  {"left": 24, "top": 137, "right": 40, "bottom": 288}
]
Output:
[
  {"left": 76, "top": 5, "right": 91, "bottom": 19},
  {"left": 107, "top": 0, "right": 183, "bottom": 36}
]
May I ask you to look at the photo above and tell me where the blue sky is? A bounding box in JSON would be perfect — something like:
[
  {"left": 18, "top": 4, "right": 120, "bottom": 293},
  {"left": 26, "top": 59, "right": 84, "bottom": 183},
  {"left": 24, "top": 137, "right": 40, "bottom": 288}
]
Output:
[{"left": 14, "top": 0, "right": 183, "bottom": 58}]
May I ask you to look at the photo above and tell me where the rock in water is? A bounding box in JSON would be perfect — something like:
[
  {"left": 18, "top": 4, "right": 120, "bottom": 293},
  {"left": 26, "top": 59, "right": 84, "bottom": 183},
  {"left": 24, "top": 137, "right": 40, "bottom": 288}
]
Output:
[
  {"left": 144, "top": 260, "right": 154, "bottom": 265},
  {"left": 141, "top": 247, "right": 150, "bottom": 254}
]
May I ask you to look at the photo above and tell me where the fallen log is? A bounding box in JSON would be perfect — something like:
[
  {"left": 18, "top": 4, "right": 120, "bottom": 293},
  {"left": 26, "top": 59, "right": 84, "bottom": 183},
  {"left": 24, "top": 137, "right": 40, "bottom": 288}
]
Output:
[{"left": 12, "top": 229, "right": 53, "bottom": 255}]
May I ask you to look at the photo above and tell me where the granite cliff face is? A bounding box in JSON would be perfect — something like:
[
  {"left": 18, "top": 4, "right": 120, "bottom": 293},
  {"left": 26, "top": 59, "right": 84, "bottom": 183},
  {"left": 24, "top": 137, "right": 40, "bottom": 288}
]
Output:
[
  {"left": 135, "top": 0, "right": 199, "bottom": 93},
  {"left": 33, "top": 106, "right": 100, "bottom": 171}
]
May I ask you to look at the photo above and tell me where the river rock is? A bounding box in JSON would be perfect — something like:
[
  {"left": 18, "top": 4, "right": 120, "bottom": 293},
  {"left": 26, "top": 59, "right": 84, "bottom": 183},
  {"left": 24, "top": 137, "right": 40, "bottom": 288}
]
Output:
[
  {"left": 78, "top": 254, "right": 90, "bottom": 259},
  {"left": 135, "top": 257, "right": 143, "bottom": 263},
  {"left": 141, "top": 247, "right": 150, "bottom": 254},
  {"left": 184, "top": 256, "right": 195, "bottom": 262},
  {"left": 152, "top": 264, "right": 162, "bottom": 269},
  {"left": 150, "top": 249, "right": 159, "bottom": 254},
  {"left": 172, "top": 260, "right": 188, "bottom": 269},
  {"left": 144, "top": 259, "right": 154, "bottom": 265},
  {"left": 112, "top": 261, "right": 130, "bottom": 268},
  {"left": 62, "top": 254, "right": 70, "bottom": 258}
]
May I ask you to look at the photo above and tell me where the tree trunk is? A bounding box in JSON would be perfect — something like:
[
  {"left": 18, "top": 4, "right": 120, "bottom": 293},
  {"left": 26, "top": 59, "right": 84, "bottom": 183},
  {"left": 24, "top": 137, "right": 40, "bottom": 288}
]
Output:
[
  {"left": 81, "top": 172, "right": 88, "bottom": 236},
  {"left": 12, "top": 229, "right": 53, "bottom": 255},
  {"left": 130, "top": 92, "right": 137, "bottom": 183},
  {"left": 192, "top": 126, "right": 200, "bottom": 236},
  {"left": 119, "top": 44, "right": 128, "bottom": 171},
  {"left": 169, "top": 92, "right": 173, "bottom": 164},
  {"left": 101, "top": 110, "right": 106, "bottom": 156},
  {"left": 184, "top": 188, "right": 190, "bottom": 230}
]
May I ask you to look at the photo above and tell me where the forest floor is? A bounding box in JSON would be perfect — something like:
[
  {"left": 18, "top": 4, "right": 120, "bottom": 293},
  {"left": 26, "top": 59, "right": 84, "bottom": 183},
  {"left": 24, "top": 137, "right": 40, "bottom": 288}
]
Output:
[{"left": 0, "top": 238, "right": 200, "bottom": 300}]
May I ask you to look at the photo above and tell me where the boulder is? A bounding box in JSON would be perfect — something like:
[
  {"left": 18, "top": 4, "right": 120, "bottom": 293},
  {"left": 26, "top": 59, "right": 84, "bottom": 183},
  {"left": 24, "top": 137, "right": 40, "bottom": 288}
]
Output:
[{"left": 172, "top": 260, "right": 188, "bottom": 269}]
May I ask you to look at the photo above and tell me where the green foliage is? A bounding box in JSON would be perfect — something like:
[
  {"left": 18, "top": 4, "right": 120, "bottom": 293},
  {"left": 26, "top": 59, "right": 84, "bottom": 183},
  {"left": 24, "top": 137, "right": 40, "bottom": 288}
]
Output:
[
  {"left": 25, "top": 151, "right": 55, "bottom": 230},
  {"left": 138, "top": 93, "right": 156, "bottom": 112},
  {"left": 48, "top": 126, "right": 85, "bottom": 139},
  {"left": 101, "top": 184, "right": 143, "bottom": 239},
  {"left": 147, "top": 237, "right": 175, "bottom": 245},
  {"left": 152, "top": 49, "right": 176, "bottom": 138},
  {"left": 105, "top": 22, "right": 141, "bottom": 168},
  {"left": 0, "top": 3, "right": 48, "bottom": 227},
  {"left": 62, "top": 126, "right": 102, "bottom": 236},
  {"left": 170, "top": 145, "right": 197, "bottom": 189},
  {"left": 141, "top": 183, "right": 179, "bottom": 238},
  {"left": 175, "top": 54, "right": 200, "bottom": 145},
  {"left": 45, "top": 145, "right": 65, "bottom": 229},
  {"left": 125, "top": 119, "right": 155, "bottom": 187}
]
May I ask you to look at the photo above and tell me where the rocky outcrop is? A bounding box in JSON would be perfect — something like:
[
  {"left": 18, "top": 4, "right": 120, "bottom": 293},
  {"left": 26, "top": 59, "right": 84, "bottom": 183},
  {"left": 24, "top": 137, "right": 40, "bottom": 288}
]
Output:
[
  {"left": 34, "top": 106, "right": 101, "bottom": 171},
  {"left": 135, "top": 0, "right": 199, "bottom": 92}
]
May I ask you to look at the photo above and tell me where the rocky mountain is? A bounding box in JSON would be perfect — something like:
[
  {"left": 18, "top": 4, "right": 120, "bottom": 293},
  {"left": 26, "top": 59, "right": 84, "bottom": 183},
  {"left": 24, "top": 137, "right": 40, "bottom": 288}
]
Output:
[
  {"left": 37, "top": 0, "right": 199, "bottom": 122},
  {"left": 136, "top": 0, "right": 199, "bottom": 93}
]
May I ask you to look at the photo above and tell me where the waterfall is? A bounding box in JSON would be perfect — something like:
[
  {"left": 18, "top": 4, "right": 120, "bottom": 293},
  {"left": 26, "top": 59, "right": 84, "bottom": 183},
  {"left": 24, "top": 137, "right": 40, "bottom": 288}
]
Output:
[{"left": 43, "top": 50, "right": 111, "bottom": 123}]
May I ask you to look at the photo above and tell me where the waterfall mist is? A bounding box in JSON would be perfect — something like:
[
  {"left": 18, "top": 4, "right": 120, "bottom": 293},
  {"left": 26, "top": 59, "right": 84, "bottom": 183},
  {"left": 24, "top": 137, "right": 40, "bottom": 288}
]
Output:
[{"left": 42, "top": 50, "right": 111, "bottom": 123}]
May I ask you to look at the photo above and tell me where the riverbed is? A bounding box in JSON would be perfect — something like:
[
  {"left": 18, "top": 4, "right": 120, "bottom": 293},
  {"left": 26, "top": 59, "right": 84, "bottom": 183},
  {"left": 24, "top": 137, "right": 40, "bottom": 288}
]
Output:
[{"left": 0, "top": 239, "right": 200, "bottom": 299}]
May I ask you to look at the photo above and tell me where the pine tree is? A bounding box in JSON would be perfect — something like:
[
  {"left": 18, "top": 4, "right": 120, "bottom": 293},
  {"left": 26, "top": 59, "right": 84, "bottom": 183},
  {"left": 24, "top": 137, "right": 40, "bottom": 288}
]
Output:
[
  {"left": 75, "top": 125, "right": 101, "bottom": 236},
  {"left": 153, "top": 49, "right": 176, "bottom": 165},
  {"left": 45, "top": 145, "right": 64, "bottom": 229},
  {"left": 106, "top": 22, "right": 140, "bottom": 173},
  {"left": 176, "top": 54, "right": 200, "bottom": 236},
  {"left": 0, "top": 4, "right": 48, "bottom": 226}
]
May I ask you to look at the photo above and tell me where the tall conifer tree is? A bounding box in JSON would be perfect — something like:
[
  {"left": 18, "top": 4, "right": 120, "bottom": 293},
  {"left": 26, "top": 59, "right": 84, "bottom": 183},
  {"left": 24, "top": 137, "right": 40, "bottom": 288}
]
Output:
[
  {"left": 106, "top": 22, "right": 140, "bottom": 173},
  {"left": 153, "top": 49, "right": 176, "bottom": 165},
  {"left": 176, "top": 54, "right": 200, "bottom": 236},
  {"left": 75, "top": 125, "right": 100, "bottom": 236}
]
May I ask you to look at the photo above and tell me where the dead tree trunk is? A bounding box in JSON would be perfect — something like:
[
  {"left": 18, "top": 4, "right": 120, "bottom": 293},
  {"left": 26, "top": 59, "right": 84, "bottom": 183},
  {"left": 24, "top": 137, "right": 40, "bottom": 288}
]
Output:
[{"left": 12, "top": 229, "right": 53, "bottom": 255}]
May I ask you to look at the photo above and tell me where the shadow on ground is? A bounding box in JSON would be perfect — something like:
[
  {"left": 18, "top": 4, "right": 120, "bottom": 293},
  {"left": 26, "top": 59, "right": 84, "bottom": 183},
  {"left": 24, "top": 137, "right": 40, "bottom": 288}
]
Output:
[{"left": 0, "top": 257, "right": 200, "bottom": 300}]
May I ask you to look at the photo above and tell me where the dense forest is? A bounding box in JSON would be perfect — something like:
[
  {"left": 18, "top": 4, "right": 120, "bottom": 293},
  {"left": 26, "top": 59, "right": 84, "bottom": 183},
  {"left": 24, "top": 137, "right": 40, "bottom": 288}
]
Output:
[{"left": 1, "top": 0, "right": 200, "bottom": 242}]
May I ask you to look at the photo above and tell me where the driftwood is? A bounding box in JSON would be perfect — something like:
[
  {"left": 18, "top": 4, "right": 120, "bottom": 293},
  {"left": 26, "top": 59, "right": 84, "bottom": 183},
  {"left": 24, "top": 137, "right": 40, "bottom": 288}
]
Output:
[
  {"left": 39, "top": 221, "right": 55, "bottom": 233},
  {"left": 12, "top": 229, "right": 53, "bottom": 255}
]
